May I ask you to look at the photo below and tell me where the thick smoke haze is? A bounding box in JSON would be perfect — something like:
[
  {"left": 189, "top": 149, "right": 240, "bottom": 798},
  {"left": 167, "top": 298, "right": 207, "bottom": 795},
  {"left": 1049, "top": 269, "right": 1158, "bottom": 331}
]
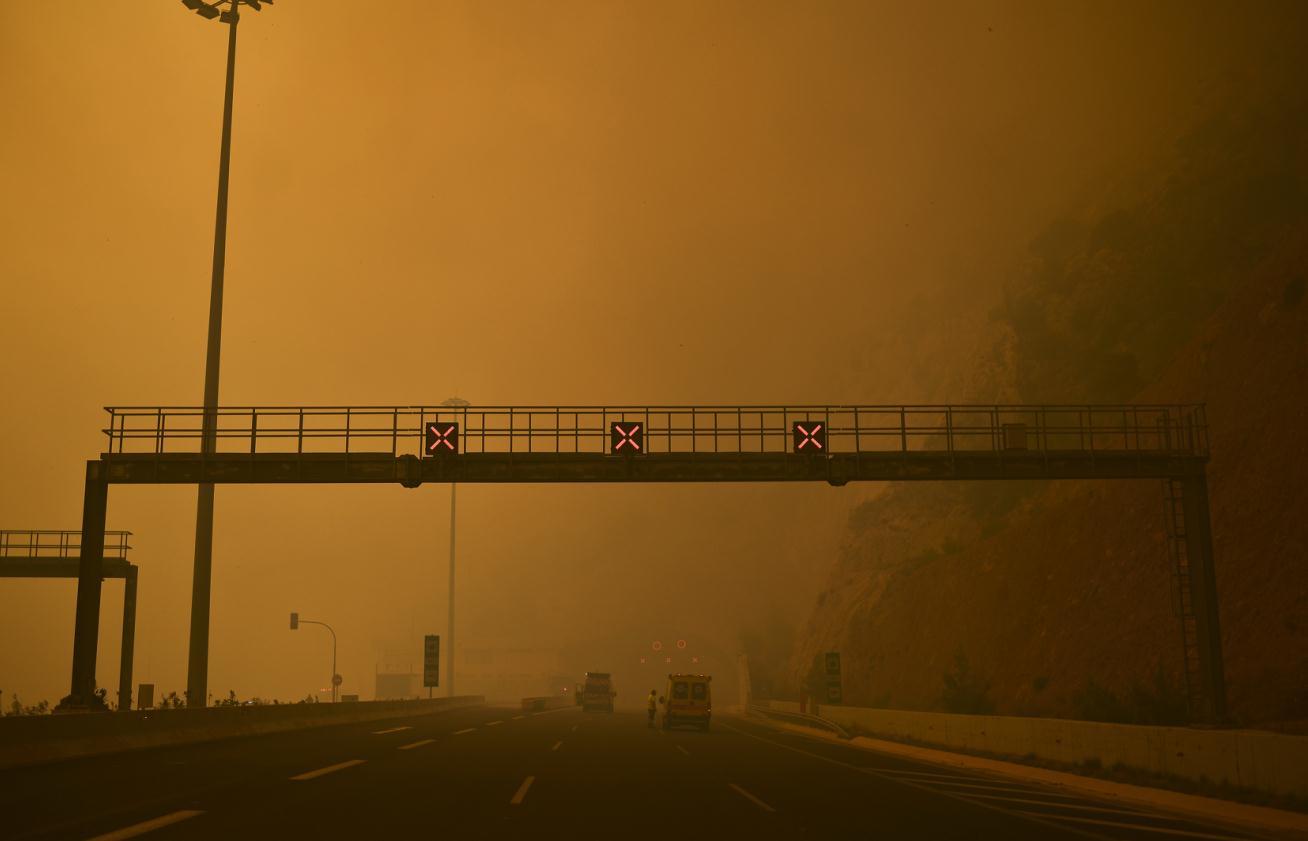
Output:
[{"left": 2, "top": 2, "right": 1301, "bottom": 705}]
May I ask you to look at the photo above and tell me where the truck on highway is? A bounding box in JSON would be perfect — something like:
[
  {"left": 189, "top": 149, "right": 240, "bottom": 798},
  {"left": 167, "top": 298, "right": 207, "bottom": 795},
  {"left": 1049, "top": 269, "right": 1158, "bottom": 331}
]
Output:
[{"left": 582, "top": 672, "right": 616, "bottom": 712}]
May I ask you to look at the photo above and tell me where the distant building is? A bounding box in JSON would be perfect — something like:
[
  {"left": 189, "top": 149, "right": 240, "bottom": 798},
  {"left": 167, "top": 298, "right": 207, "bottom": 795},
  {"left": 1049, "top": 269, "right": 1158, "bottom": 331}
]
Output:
[
  {"left": 456, "top": 646, "right": 565, "bottom": 702},
  {"left": 375, "top": 670, "right": 420, "bottom": 700}
]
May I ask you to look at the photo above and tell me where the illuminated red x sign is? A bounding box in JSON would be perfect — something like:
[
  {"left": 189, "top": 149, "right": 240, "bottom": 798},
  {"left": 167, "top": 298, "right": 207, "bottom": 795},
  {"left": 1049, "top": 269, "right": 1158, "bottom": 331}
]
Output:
[
  {"left": 425, "top": 422, "right": 459, "bottom": 455},
  {"left": 793, "top": 421, "right": 826, "bottom": 452},
  {"left": 610, "top": 421, "right": 644, "bottom": 455}
]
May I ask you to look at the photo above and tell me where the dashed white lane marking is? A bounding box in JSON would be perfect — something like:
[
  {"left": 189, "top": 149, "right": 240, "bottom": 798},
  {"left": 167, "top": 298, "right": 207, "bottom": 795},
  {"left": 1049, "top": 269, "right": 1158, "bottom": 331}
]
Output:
[
  {"left": 486, "top": 720, "right": 504, "bottom": 726},
  {"left": 1009, "top": 811, "right": 1250, "bottom": 840},
  {"left": 290, "top": 759, "right": 366, "bottom": 781},
  {"left": 511, "top": 775, "right": 536, "bottom": 805},
  {"left": 512, "top": 714, "right": 526, "bottom": 719},
  {"left": 398, "top": 739, "right": 436, "bottom": 751},
  {"left": 729, "top": 783, "right": 776, "bottom": 813},
  {"left": 87, "top": 810, "right": 204, "bottom": 840},
  {"left": 676, "top": 745, "right": 690, "bottom": 756},
  {"left": 372, "top": 726, "right": 413, "bottom": 735},
  {"left": 552, "top": 740, "right": 563, "bottom": 751},
  {"left": 570, "top": 724, "right": 578, "bottom": 732},
  {"left": 453, "top": 728, "right": 477, "bottom": 735}
]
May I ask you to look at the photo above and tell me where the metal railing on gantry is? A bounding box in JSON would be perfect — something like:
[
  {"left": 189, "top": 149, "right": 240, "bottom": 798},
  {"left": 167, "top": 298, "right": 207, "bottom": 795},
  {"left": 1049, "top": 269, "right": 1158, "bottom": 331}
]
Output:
[
  {"left": 0, "top": 530, "right": 132, "bottom": 560},
  {"left": 99, "top": 404, "right": 1208, "bottom": 459}
]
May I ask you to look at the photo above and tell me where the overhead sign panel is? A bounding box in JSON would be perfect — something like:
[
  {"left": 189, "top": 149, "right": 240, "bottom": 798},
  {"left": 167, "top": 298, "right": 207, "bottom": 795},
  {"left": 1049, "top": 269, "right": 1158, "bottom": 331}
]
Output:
[
  {"left": 425, "top": 422, "right": 459, "bottom": 456},
  {"left": 794, "top": 421, "right": 826, "bottom": 453},
  {"left": 423, "top": 635, "right": 440, "bottom": 688},
  {"left": 610, "top": 421, "right": 644, "bottom": 455}
]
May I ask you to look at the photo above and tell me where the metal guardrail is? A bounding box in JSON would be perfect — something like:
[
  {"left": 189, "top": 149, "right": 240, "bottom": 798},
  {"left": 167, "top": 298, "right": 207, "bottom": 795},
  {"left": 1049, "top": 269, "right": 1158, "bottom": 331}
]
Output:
[
  {"left": 0, "top": 530, "right": 132, "bottom": 559},
  {"left": 748, "top": 702, "right": 852, "bottom": 739},
  {"left": 99, "top": 404, "right": 1208, "bottom": 459}
]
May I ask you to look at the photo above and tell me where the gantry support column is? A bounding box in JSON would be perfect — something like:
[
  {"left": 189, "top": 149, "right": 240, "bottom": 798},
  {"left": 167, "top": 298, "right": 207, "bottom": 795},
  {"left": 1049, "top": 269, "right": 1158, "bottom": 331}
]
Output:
[
  {"left": 61, "top": 461, "right": 109, "bottom": 711},
  {"left": 118, "top": 566, "right": 138, "bottom": 711},
  {"left": 1182, "top": 472, "right": 1227, "bottom": 723}
]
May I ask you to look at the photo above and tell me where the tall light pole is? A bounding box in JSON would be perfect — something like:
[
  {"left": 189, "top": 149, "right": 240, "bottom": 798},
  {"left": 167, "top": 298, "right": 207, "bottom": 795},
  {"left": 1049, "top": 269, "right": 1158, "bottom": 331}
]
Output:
[
  {"left": 180, "top": 0, "right": 272, "bottom": 709},
  {"left": 290, "top": 612, "right": 339, "bottom": 703},
  {"left": 441, "top": 397, "right": 469, "bottom": 697}
]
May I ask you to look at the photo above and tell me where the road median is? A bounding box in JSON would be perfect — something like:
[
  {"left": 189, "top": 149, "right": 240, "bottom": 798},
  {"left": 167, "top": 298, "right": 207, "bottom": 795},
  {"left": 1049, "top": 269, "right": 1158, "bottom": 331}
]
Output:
[{"left": 0, "top": 695, "right": 484, "bottom": 770}]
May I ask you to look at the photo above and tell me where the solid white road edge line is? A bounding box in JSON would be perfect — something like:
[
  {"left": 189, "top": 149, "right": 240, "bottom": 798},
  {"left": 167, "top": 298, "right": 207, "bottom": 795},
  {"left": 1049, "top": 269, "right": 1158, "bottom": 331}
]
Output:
[
  {"left": 1007, "top": 811, "right": 1248, "bottom": 841},
  {"left": 721, "top": 720, "right": 1107, "bottom": 841}
]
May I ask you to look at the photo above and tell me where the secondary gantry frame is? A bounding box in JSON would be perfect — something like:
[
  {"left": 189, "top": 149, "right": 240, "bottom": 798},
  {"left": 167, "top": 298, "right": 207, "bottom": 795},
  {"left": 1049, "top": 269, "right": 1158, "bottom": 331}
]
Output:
[
  {"left": 62, "top": 403, "right": 1223, "bottom": 721},
  {"left": 2, "top": 530, "right": 138, "bottom": 710}
]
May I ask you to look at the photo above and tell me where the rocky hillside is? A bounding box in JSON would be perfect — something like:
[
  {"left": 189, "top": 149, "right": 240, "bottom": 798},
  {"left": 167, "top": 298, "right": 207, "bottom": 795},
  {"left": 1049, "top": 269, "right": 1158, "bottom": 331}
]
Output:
[{"left": 791, "top": 88, "right": 1308, "bottom": 728}]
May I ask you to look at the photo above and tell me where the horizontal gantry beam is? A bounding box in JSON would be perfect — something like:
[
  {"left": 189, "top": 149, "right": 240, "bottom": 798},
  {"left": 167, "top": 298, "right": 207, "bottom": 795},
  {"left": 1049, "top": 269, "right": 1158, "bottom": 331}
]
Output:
[
  {"left": 98, "top": 451, "right": 1209, "bottom": 485},
  {"left": 0, "top": 558, "right": 135, "bottom": 579}
]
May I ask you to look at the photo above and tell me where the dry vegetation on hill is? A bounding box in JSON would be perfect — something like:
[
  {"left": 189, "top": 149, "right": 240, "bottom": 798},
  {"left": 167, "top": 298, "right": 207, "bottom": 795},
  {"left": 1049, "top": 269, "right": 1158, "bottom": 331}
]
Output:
[{"left": 788, "top": 87, "right": 1308, "bottom": 728}]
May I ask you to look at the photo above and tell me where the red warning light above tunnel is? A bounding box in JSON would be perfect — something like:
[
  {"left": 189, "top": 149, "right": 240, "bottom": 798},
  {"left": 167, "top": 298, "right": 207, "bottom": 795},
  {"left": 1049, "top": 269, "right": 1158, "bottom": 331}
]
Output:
[
  {"left": 611, "top": 421, "right": 644, "bottom": 455},
  {"left": 793, "top": 421, "right": 826, "bottom": 453},
  {"left": 425, "top": 422, "right": 459, "bottom": 456}
]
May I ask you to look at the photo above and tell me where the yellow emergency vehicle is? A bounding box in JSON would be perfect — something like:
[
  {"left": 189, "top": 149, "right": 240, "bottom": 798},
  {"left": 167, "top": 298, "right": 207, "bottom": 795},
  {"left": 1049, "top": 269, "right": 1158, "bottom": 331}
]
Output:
[{"left": 659, "top": 673, "right": 711, "bottom": 731}]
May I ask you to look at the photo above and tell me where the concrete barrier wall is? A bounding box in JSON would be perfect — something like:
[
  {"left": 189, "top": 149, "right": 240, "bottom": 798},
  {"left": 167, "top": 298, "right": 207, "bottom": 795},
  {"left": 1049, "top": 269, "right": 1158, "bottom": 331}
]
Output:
[
  {"left": 520, "top": 695, "right": 573, "bottom": 713},
  {"left": 0, "top": 695, "right": 485, "bottom": 771},
  {"left": 752, "top": 700, "right": 1308, "bottom": 798}
]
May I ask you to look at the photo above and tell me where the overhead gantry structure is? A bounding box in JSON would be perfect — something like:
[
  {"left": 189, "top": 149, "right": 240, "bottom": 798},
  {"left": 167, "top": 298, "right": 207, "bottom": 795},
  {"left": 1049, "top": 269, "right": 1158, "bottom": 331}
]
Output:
[
  {"left": 61, "top": 403, "right": 1223, "bottom": 721},
  {"left": 2, "top": 530, "right": 139, "bottom": 710}
]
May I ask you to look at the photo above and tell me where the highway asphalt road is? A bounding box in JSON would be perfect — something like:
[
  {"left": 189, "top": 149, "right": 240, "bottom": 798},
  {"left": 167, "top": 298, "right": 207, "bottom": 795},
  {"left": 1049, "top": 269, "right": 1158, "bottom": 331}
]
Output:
[{"left": 0, "top": 706, "right": 1271, "bottom": 840}]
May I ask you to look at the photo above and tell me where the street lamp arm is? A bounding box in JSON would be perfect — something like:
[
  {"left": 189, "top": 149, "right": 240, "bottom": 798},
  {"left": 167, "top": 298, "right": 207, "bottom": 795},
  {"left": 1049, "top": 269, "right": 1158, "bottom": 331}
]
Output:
[
  {"left": 294, "top": 618, "right": 338, "bottom": 703},
  {"left": 297, "top": 618, "right": 336, "bottom": 646}
]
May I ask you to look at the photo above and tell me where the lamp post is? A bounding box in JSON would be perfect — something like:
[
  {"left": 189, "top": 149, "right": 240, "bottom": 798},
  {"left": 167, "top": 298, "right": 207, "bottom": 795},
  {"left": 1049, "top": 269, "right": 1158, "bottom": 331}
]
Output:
[
  {"left": 179, "top": 0, "right": 272, "bottom": 709},
  {"left": 441, "top": 396, "right": 469, "bottom": 697},
  {"left": 290, "top": 612, "right": 338, "bottom": 703}
]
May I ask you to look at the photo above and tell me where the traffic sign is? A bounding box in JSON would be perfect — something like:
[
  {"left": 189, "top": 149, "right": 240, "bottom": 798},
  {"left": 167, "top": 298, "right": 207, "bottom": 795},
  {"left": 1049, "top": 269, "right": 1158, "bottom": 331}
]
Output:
[
  {"left": 824, "top": 651, "right": 842, "bottom": 703},
  {"left": 332, "top": 673, "right": 343, "bottom": 687},
  {"left": 825, "top": 652, "right": 841, "bottom": 675},
  {"left": 423, "top": 634, "right": 440, "bottom": 688},
  {"left": 794, "top": 421, "right": 826, "bottom": 453},
  {"left": 425, "top": 422, "right": 459, "bottom": 456},
  {"left": 610, "top": 421, "right": 644, "bottom": 455}
]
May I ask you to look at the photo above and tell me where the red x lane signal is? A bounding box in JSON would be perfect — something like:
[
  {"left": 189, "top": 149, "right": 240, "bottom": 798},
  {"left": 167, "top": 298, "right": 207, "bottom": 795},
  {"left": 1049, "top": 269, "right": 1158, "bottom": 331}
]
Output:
[
  {"left": 425, "top": 422, "right": 459, "bottom": 455},
  {"left": 793, "top": 421, "right": 826, "bottom": 453},
  {"left": 610, "top": 421, "right": 644, "bottom": 455}
]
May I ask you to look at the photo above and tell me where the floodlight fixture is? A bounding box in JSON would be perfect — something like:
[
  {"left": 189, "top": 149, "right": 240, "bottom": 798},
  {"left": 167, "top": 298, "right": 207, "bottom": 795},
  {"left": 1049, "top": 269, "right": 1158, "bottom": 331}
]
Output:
[{"left": 185, "top": 0, "right": 271, "bottom": 24}]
